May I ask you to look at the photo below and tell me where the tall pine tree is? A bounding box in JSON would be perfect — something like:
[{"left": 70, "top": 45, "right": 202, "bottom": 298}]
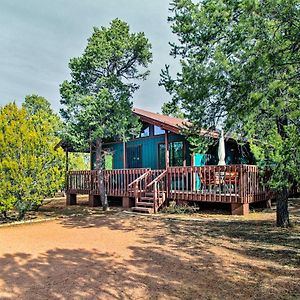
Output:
[
  {"left": 160, "top": 0, "right": 300, "bottom": 227},
  {"left": 60, "top": 19, "right": 152, "bottom": 210}
]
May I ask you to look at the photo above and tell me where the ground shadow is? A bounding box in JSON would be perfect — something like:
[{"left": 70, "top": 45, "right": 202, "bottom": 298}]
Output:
[
  {"left": 1, "top": 224, "right": 299, "bottom": 299},
  {"left": 0, "top": 246, "right": 255, "bottom": 299},
  {"left": 57, "top": 201, "right": 300, "bottom": 267},
  {"left": 1, "top": 200, "right": 299, "bottom": 299}
]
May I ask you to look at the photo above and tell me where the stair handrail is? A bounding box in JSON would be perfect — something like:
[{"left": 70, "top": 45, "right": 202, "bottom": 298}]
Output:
[
  {"left": 146, "top": 170, "right": 167, "bottom": 213},
  {"left": 128, "top": 169, "right": 151, "bottom": 188},
  {"left": 146, "top": 170, "right": 167, "bottom": 188},
  {"left": 127, "top": 169, "right": 151, "bottom": 206}
]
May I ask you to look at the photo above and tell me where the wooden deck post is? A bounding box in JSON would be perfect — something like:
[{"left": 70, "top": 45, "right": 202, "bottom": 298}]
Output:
[
  {"left": 231, "top": 203, "right": 249, "bottom": 215},
  {"left": 66, "top": 193, "right": 77, "bottom": 205},
  {"left": 122, "top": 197, "right": 133, "bottom": 209},
  {"left": 89, "top": 194, "right": 101, "bottom": 207},
  {"left": 164, "top": 131, "right": 170, "bottom": 198},
  {"left": 183, "top": 141, "right": 187, "bottom": 167},
  {"left": 165, "top": 131, "right": 169, "bottom": 168}
]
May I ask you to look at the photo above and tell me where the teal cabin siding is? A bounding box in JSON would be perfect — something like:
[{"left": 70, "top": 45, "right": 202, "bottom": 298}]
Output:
[
  {"left": 91, "top": 135, "right": 252, "bottom": 170},
  {"left": 123, "top": 135, "right": 165, "bottom": 169},
  {"left": 110, "top": 142, "right": 124, "bottom": 169},
  {"left": 103, "top": 133, "right": 191, "bottom": 170},
  {"left": 91, "top": 134, "right": 253, "bottom": 170}
]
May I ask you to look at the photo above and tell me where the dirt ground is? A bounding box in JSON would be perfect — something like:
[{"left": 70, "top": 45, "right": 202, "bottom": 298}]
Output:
[{"left": 0, "top": 199, "right": 299, "bottom": 300}]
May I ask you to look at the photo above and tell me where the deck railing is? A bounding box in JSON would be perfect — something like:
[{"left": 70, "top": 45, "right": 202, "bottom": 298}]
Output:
[
  {"left": 103, "top": 168, "right": 150, "bottom": 197},
  {"left": 67, "top": 170, "right": 92, "bottom": 194},
  {"left": 68, "top": 168, "right": 149, "bottom": 197},
  {"left": 67, "top": 165, "right": 268, "bottom": 204},
  {"left": 167, "top": 165, "right": 267, "bottom": 203}
]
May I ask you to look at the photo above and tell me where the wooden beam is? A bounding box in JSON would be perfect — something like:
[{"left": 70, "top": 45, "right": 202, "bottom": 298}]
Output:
[
  {"left": 149, "top": 124, "right": 154, "bottom": 136},
  {"left": 66, "top": 193, "right": 76, "bottom": 205},
  {"left": 183, "top": 141, "right": 187, "bottom": 167},
  {"left": 231, "top": 203, "right": 249, "bottom": 215},
  {"left": 165, "top": 131, "right": 170, "bottom": 168}
]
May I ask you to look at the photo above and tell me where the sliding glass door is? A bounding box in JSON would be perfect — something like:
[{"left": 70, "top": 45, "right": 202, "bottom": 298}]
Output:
[{"left": 158, "top": 141, "right": 184, "bottom": 168}]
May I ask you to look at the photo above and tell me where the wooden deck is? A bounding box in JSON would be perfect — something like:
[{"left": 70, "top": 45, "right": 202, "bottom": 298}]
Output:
[
  {"left": 167, "top": 165, "right": 268, "bottom": 204},
  {"left": 66, "top": 165, "right": 270, "bottom": 214}
]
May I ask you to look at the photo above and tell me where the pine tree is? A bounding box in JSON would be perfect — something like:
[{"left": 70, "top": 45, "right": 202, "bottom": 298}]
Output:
[
  {"left": 160, "top": 0, "right": 300, "bottom": 227},
  {"left": 60, "top": 19, "right": 152, "bottom": 210}
]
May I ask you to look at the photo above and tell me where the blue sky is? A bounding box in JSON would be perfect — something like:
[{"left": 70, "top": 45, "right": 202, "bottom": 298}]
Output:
[{"left": 0, "top": 0, "right": 179, "bottom": 112}]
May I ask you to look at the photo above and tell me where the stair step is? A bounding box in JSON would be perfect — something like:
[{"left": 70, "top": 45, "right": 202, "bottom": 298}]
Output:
[
  {"left": 140, "top": 197, "right": 154, "bottom": 202},
  {"left": 145, "top": 192, "right": 154, "bottom": 197},
  {"left": 132, "top": 207, "right": 154, "bottom": 214},
  {"left": 136, "top": 202, "right": 154, "bottom": 207}
]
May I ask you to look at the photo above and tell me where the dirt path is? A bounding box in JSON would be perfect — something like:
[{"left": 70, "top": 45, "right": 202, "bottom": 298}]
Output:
[{"left": 0, "top": 203, "right": 299, "bottom": 300}]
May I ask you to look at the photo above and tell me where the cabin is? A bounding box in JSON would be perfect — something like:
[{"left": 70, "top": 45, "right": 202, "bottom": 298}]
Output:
[{"left": 61, "top": 108, "right": 270, "bottom": 215}]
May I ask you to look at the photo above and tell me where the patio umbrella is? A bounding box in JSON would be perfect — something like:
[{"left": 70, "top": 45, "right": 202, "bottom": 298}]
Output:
[{"left": 218, "top": 129, "right": 226, "bottom": 166}]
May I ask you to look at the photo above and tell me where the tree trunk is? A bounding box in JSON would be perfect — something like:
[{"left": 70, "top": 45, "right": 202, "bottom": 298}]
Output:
[
  {"left": 276, "top": 187, "right": 290, "bottom": 227},
  {"left": 276, "top": 116, "right": 290, "bottom": 227},
  {"left": 96, "top": 138, "right": 109, "bottom": 211}
]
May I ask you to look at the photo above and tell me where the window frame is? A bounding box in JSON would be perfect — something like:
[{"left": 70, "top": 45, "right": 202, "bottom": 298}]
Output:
[{"left": 157, "top": 141, "right": 185, "bottom": 168}]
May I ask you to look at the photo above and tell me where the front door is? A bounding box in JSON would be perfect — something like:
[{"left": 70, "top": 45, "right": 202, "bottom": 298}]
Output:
[{"left": 127, "top": 145, "right": 142, "bottom": 168}]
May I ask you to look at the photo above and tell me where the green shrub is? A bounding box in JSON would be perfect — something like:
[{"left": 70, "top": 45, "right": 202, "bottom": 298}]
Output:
[{"left": 0, "top": 97, "right": 65, "bottom": 220}]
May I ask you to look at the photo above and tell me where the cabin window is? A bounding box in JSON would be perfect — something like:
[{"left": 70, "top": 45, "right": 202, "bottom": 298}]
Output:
[
  {"left": 158, "top": 141, "right": 184, "bottom": 168},
  {"left": 140, "top": 125, "right": 150, "bottom": 138},
  {"left": 154, "top": 126, "right": 165, "bottom": 135},
  {"left": 170, "top": 141, "right": 184, "bottom": 166}
]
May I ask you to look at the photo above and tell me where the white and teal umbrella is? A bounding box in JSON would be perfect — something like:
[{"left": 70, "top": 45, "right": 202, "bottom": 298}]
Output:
[{"left": 218, "top": 129, "right": 226, "bottom": 166}]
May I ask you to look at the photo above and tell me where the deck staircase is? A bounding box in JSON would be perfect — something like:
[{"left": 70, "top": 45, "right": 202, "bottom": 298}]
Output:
[
  {"left": 132, "top": 191, "right": 155, "bottom": 214},
  {"left": 132, "top": 191, "right": 167, "bottom": 214},
  {"left": 129, "top": 170, "right": 167, "bottom": 214}
]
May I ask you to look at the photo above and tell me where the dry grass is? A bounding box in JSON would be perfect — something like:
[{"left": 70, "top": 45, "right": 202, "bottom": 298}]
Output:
[{"left": 0, "top": 198, "right": 299, "bottom": 299}]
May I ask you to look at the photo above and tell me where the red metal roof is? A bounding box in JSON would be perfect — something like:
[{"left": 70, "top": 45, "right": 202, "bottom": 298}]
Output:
[
  {"left": 133, "top": 108, "right": 190, "bottom": 134},
  {"left": 133, "top": 107, "right": 219, "bottom": 138}
]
